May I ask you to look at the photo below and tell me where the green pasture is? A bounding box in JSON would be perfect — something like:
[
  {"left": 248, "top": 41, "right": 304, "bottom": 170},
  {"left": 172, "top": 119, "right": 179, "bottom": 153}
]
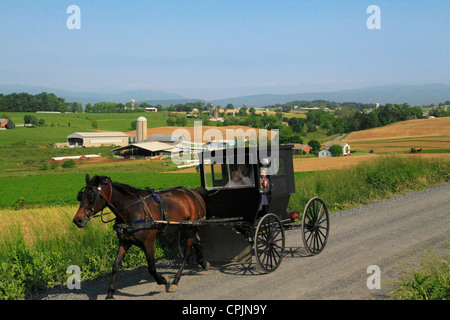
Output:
[{"left": 0, "top": 172, "right": 200, "bottom": 209}]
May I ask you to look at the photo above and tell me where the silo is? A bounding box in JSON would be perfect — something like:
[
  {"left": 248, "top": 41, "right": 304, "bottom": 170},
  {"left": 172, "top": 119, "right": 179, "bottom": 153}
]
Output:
[{"left": 136, "top": 116, "right": 147, "bottom": 142}]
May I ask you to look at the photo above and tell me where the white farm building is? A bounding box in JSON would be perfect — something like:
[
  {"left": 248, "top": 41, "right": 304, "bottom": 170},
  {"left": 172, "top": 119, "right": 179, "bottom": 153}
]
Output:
[
  {"left": 318, "top": 149, "right": 332, "bottom": 158},
  {"left": 318, "top": 142, "right": 351, "bottom": 157},
  {"left": 67, "top": 132, "right": 130, "bottom": 147},
  {"left": 324, "top": 142, "right": 351, "bottom": 156}
]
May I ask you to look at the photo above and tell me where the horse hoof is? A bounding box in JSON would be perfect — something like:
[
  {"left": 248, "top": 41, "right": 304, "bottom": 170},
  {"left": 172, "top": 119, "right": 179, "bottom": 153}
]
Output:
[
  {"left": 161, "top": 275, "right": 170, "bottom": 285},
  {"left": 167, "top": 284, "right": 178, "bottom": 293},
  {"left": 105, "top": 297, "right": 115, "bottom": 300},
  {"left": 202, "top": 261, "right": 210, "bottom": 270}
]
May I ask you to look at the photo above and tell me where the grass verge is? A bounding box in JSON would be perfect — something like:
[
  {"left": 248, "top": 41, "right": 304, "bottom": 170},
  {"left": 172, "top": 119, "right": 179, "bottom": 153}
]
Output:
[
  {"left": 0, "top": 206, "right": 176, "bottom": 299},
  {"left": 388, "top": 245, "right": 449, "bottom": 300}
]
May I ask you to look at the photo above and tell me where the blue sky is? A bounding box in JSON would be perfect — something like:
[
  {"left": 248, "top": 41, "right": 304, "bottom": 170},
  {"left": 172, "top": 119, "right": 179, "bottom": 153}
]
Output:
[{"left": 0, "top": 0, "right": 448, "bottom": 99}]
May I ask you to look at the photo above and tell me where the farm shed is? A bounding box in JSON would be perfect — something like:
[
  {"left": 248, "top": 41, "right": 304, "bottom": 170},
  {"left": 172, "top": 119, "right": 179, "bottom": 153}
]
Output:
[
  {"left": 292, "top": 143, "right": 312, "bottom": 155},
  {"left": 67, "top": 132, "right": 130, "bottom": 147},
  {"left": 112, "top": 141, "right": 182, "bottom": 158}
]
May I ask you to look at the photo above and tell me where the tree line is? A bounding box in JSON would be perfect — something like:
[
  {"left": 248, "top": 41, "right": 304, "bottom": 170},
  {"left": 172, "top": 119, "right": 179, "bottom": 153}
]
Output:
[
  {"left": 300, "top": 103, "right": 426, "bottom": 136},
  {"left": 0, "top": 92, "right": 83, "bottom": 113},
  {"left": 265, "top": 100, "right": 377, "bottom": 113}
]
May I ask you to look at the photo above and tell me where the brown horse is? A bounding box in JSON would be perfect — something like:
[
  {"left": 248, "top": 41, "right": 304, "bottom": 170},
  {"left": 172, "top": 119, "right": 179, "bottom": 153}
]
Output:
[{"left": 73, "top": 174, "right": 209, "bottom": 300}]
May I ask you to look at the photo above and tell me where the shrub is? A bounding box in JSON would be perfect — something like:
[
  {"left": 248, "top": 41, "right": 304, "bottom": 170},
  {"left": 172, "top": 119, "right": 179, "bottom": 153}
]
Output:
[
  {"left": 329, "top": 144, "right": 343, "bottom": 157},
  {"left": 62, "top": 159, "right": 76, "bottom": 168},
  {"left": 13, "top": 196, "right": 25, "bottom": 210},
  {"left": 50, "top": 162, "right": 59, "bottom": 170}
]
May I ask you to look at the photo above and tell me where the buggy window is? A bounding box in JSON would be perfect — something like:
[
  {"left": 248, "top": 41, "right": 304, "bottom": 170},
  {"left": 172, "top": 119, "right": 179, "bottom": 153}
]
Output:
[
  {"left": 204, "top": 163, "right": 229, "bottom": 189},
  {"left": 203, "top": 161, "right": 255, "bottom": 190}
]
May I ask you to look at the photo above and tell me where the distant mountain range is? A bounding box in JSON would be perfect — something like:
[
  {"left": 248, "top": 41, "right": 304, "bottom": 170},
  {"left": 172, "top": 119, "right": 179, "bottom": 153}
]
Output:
[
  {"left": 209, "top": 84, "right": 450, "bottom": 107},
  {"left": 0, "top": 83, "right": 448, "bottom": 107},
  {"left": 0, "top": 85, "right": 185, "bottom": 105}
]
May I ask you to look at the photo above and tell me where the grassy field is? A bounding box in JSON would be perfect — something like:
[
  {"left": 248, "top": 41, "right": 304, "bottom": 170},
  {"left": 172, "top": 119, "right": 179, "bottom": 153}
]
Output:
[{"left": 0, "top": 171, "right": 200, "bottom": 209}]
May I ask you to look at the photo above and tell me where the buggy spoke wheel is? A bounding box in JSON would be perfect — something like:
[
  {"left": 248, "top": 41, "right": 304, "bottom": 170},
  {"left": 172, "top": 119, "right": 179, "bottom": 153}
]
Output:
[
  {"left": 302, "top": 197, "right": 330, "bottom": 255},
  {"left": 254, "top": 213, "right": 285, "bottom": 273}
]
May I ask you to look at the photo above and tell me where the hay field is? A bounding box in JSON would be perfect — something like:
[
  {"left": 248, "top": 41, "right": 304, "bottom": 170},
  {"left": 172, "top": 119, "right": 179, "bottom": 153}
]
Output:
[
  {"left": 293, "top": 153, "right": 450, "bottom": 172},
  {"left": 342, "top": 118, "right": 450, "bottom": 153}
]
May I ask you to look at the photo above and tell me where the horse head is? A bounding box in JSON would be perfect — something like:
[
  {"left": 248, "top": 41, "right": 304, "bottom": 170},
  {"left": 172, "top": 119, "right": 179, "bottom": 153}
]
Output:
[{"left": 73, "top": 174, "right": 112, "bottom": 228}]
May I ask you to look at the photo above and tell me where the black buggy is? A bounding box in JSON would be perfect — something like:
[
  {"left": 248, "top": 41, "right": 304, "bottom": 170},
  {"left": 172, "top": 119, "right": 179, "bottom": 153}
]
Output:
[{"left": 180, "top": 144, "right": 330, "bottom": 273}]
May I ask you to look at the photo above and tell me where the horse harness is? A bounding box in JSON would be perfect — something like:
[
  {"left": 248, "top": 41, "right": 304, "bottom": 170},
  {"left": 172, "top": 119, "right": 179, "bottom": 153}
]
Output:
[{"left": 78, "top": 179, "right": 205, "bottom": 235}]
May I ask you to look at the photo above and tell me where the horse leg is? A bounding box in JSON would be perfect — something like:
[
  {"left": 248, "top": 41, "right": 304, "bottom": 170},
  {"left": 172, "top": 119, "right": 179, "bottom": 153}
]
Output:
[
  {"left": 167, "top": 235, "right": 195, "bottom": 293},
  {"left": 142, "top": 235, "right": 170, "bottom": 287},
  {"left": 106, "top": 241, "right": 131, "bottom": 300},
  {"left": 193, "top": 233, "right": 210, "bottom": 270}
]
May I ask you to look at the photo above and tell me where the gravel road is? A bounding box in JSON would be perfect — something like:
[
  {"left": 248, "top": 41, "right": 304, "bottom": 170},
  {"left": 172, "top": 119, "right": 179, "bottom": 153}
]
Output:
[{"left": 38, "top": 183, "right": 449, "bottom": 301}]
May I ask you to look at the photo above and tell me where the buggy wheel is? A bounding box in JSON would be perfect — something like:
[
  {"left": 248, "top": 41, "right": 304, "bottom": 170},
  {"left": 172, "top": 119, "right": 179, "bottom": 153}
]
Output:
[
  {"left": 253, "top": 213, "right": 285, "bottom": 273},
  {"left": 302, "top": 197, "right": 330, "bottom": 255}
]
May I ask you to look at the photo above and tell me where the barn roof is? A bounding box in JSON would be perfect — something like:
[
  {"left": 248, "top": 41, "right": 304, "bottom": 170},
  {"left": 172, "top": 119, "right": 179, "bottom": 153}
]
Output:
[
  {"left": 292, "top": 143, "right": 311, "bottom": 150},
  {"left": 111, "top": 141, "right": 178, "bottom": 153},
  {"left": 147, "top": 134, "right": 185, "bottom": 142},
  {"left": 68, "top": 132, "right": 129, "bottom": 139},
  {"left": 325, "top": 142, "right": 349, "bottom": 148}
]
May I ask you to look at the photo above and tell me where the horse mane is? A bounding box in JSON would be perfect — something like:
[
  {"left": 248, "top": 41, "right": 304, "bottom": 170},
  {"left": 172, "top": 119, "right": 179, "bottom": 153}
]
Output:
[
  {"left": 112, "top": 181, "right": 148, "bottom": 196},
  {"left": 89, "top": 175, "right": 147, "bottom": 197}
]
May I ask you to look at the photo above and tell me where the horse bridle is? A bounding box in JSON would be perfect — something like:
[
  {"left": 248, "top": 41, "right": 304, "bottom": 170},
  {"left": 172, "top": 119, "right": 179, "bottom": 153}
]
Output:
[{"left": 77, "top": 179, "right": 113, "bottom": 222}]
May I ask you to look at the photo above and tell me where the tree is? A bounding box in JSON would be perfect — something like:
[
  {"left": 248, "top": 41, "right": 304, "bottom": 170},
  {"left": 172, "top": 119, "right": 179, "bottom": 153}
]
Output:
[
  {"left": 288, "top": 117, "right": 305, "bottom": 134},
  {"left": 308, "top": 140, "right": 321, "bottom": 154},
  {"left": 23, "top": 115, "right": 30, "bottom": 124},
  {"left": 329, "top": 144, "right": 343, "bottom": 157},
  {"left": 166, "top": 118, "right": 175, "bottom": 126},
  {"left": 238, "top": 106, "right": 248, "bottom": 116},
  {"left": 5, "top": 119, "right": 15, "bottom": 129},
  {"left": 175, "top": 116, "right": 187, "bottom": 127},
  {"left": 307, "top": 122, "right": 317, "bottom": 133}
]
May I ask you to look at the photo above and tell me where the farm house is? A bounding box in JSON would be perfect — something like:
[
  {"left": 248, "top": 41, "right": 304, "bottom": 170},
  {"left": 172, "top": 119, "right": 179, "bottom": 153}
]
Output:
[
  {"left": 324, "top": 142, "right": 351, "bottom": 155},
  {"left": 67, "top": 132, "right": 130, "bottom": 147},
  {"left": 292, "top": 143, "right": 312, "bottom": 155}
]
